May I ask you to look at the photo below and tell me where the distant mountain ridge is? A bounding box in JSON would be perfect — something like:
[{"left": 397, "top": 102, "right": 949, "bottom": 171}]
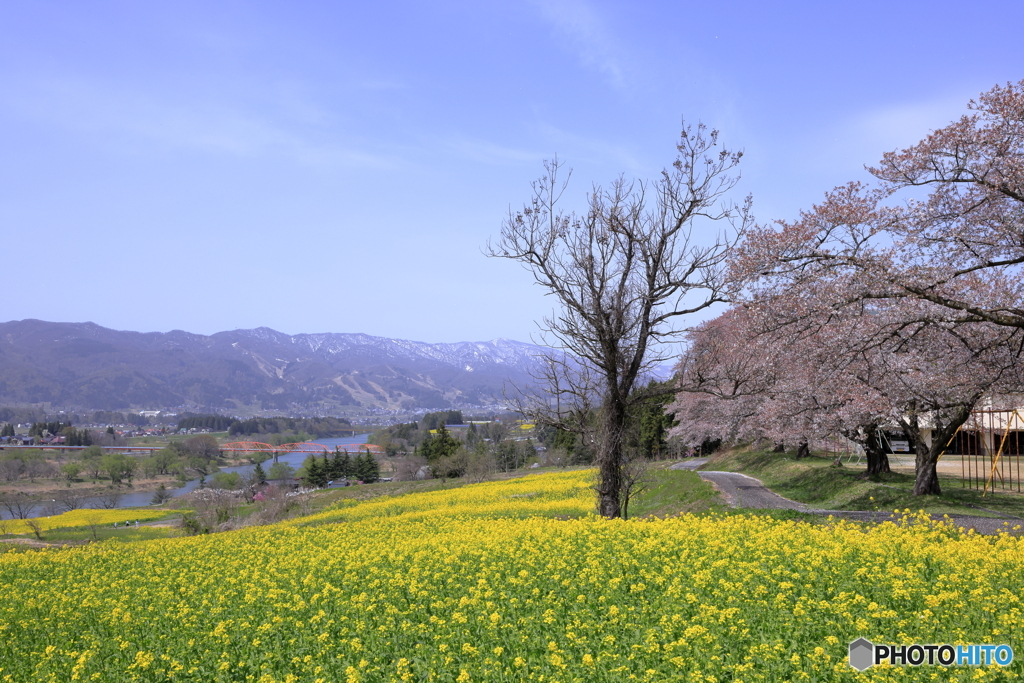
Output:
[{"left": 0, "top": 320, "right": 550, "bottom": 413}]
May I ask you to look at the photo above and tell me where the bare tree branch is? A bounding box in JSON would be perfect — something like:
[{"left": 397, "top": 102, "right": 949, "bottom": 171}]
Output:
[{"left": 488, "top": 121, "right": 750, "bottom": 517}]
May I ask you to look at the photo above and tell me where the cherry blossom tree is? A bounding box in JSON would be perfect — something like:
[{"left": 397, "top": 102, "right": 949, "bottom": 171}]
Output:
[
  {"left": 669, "top": 308, "right": 779, "bottom": 447},
  {"left": 851, "top": 312, "right": 1024, "bottom": 493},
  {"left": 670, "top": 305, "right": 895, "bottom": 475},
  {"left": 736, "top": 79, "right": 1024, "bottom": 329},
  {"left": 672, "top": 296, "right": 1024, "bottom": 493},
  {"left": 722, "top": 80, "right": 1024, "bottom": 495}
]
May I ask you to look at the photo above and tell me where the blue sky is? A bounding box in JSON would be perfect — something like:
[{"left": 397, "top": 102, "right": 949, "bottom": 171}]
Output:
[{"left": 2, "top": 0, "right": 1022, "bottom": 343}]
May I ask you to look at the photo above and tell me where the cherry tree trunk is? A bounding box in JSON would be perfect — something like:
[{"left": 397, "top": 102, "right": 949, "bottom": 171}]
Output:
[
  {"left": 865, "top": 448, "right": 891, "bottom": 476},
  {"left": 913, "top": 450, "right": 941, "bottom": 495},
  {"left": 863, "top": 431, "right": 891, "bottom": 476}
]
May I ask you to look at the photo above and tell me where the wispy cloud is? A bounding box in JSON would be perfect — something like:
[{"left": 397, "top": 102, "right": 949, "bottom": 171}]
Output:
[
  {"left": 1, "top": 75, "right": 396, "bottom": 168},
  {"left": 748, "top": 88, "right": 981, "bottom": 222},
  {"left": 848, "top": 93, "right": 972, "bottom": 155},
  {"left": 534, "top": 120, "right": 645, "bottom": 174},
  {"left": 442, "top": 136, "right": 543, "bottom": 165},
  {"left": 774, "top": 89, "right": 976, "bottom": 183},
  {"left": 527, "top": 0, "right": 626, "bottom": 89}
]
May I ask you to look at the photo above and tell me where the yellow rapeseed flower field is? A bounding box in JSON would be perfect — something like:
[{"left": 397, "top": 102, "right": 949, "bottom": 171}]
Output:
[
  {"left": 4, "top": 508, "right": 175, "bottom": 534},
  {"left": 0, "top": 469, "right": 1021, "bottom": 681}
]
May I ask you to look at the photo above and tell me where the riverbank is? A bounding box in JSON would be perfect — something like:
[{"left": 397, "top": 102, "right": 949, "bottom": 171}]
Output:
[
  {"left": 0, "top": 454, "right": 259, "bottom": 507},
  {"left": 1, "top": 434, "right": 372, "bottom": 518}
]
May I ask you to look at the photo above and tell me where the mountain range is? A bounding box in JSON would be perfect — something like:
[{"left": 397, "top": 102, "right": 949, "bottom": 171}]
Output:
[{"left": 0, "top": 320, "right": 552, "bottom": 414}]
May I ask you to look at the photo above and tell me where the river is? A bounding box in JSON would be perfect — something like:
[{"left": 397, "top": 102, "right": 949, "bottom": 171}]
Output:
[{"left": 1, "top": 434, "right": 371, "bottom": 520}]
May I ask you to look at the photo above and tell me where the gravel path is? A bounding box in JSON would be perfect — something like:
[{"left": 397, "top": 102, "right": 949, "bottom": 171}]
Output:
[{"left": 669, "top": 460, "right": 1021, "bottom": 536}]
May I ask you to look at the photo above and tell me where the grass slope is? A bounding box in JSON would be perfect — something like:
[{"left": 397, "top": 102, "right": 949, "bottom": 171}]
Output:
[
  {"left": 626, "top": 464, "right": 725, "bottom": 518},
  {"left": 702, "top": 447, "right": 1024, "bottom": 518}
]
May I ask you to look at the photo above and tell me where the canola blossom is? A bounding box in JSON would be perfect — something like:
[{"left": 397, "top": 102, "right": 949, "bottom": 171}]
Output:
[
  {"left": 295, "top": 469, "right": 596, "bottom": 526},
  {"left": 5, "top": 508, "right": 176, "bottom": 534},
  {"left": 0, "top": 470, "right": 1022, "bottom": 681}
]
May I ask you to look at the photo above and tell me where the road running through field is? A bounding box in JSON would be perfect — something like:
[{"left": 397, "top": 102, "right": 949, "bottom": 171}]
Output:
[{"left": 669, "top": 459, "right": 1022, "bottom": 536}]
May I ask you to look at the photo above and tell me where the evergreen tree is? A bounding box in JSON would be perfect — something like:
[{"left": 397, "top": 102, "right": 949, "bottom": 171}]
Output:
[
  {"left": 340, "top": 452, "right": 352, "bottom": 478},
  {"left": 329, "top": 448, "right": 345, "bottom": 479},
  {"left": 305, "top": 456, "right": 324, "bottom": 488},
  {"left": 421, "top": 424, "right": 459, "bottom": 463},
  {"left": 355, "top": 450, "right": 380, "bottom": 483},
  {"left": 352, "top": 452, "right": 366, "bottom": 482},
  {"left": 629, "top": 380, "right": 676, "bottom": 458},
  {"left": 254, "top": 461, "right": 267, "bottom": 486}
]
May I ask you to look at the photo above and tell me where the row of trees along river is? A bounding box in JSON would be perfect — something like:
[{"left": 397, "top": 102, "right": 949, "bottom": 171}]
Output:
[{"left": 0, "top": 434, "right": 371, "bottom": 520}]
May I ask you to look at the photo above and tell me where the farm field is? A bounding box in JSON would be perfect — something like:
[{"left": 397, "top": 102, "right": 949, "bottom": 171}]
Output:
[{"left": 1, "top": 469, "right": 1022, "bottom": 681}]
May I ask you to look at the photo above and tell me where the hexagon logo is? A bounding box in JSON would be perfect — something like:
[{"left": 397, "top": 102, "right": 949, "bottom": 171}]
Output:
[{"left": 849, "top": 638, "right": 874, "bottom": 671}]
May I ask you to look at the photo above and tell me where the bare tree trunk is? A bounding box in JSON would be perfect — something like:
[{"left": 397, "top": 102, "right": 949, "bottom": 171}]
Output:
[
  {"left": 0, "top": 492, "right": 35, "bottom": 519},
  {"left": 620, "top": 455, "right": 651, "bottom": 520},
  {"left": 597, "top": 399, "right": 625, "bottom": 518},
  {"left": 25, "top": 518, "right": 44, "bottom": 541}
]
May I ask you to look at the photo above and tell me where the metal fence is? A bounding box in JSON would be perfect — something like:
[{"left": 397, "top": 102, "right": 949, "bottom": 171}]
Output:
[{"left": 948, "top": 409, "right": 1024, "bottom": 494}]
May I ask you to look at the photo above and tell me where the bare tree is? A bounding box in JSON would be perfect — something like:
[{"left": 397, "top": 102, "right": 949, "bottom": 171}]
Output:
[
  {"left": 0, "top": 457, "right": 26, "bottom": 482},
  {"left": 54, "top": 488, "right": 86, "bottom": 512},
  {"left": 392, "top": 455, "right": 428, "bottom": 482},
  {"left": 488, "top": 122, "right": 751, "bottom": 517},
  {"left": 24, "top": 518, "right": 44, "bottom": 541},
  {"left": 83, "top": 513, "right": 104, "bottom": 542},
  {"left": 185, "top": 435, "right": 221, "bottom": 461},
  {"left": 619, "top": 455, "right": 652, "bottom": 521},
  {"left": 237, "top": 472, "right": 261, "bottom": 504},
  {"left": 96, "top": 488, "right": 122, "bottom": 509},
  {"left": 464, "top": 446, "right": 496, "bottom": 483},
  {"left": 25, "top": 457, "right": 55, "bottom": 482},
  {"left": 0, "top": 492, "right": 36, "bottom": 519},
  {"left": 151, "top": 484, "right": 173, "bottom": 505}
]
